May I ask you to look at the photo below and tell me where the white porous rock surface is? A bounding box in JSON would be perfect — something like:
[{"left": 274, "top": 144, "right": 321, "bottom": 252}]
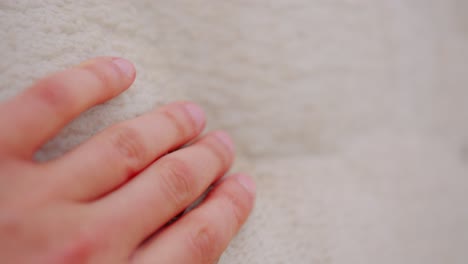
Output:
[{"left": 1, "top": 1, "right": 468, "bottom": 263}]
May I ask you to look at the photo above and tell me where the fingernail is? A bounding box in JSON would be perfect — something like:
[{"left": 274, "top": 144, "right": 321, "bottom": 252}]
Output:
[
  {"left": 236, "top": 174, "right": 256, "bottom": 195},
  {"left": 213, "top": 131, "right": 235, "bottom": 153},
  {"left": 112, "top": 58, "right": 135, "bottom": 78},
  {"left": 183, "top": 103, "right": 205, "bottom": 130}
]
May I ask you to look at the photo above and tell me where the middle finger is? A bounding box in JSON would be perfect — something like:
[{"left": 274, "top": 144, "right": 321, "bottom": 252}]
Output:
[
  {"left": 92, "top": 131, "right": 234, "bottom": 254},
  {"left": 48, "top": 102, "right": 205, "bottom": 201}
]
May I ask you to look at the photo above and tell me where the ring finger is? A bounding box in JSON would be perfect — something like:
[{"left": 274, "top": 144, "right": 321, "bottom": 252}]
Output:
[{"left": 130, "top": 174, "right": 256, "bottom": 264}]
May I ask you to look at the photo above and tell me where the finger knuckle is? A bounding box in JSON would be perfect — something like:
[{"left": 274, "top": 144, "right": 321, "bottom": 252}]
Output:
[
  {"left": 160, "top": 105, "right": 197, "bottom": 139},
  {"left": 109, "top": 126, "right": 147, "bottom": 174},
  {"left": 218, "top": 186, "right": 251, "bottom": 228},
  {"left": 0, "top": 215, "right": 98, "bottom": 264},
  {"left": 159, "top": 157, "right": 195, "bottom": 205},
  {"left": 53, "top": 225, "right": 107, "bottom": 264},
  {"left": 82, "top": 60, "right": 121, "bottom": 95},
  {"left": 201, "top": 138, "right": 231, "bottom": 170},
  {"left": 34, "top": 76, "right": 72, "bottom": 112},
  {"left": 60, "top": 229, "right": 98, "bottom": 263},
  {"left": 0, "top": 214, "right": 23, "bottom": 239},
  {"left": 187, "top": 223, "right": 220, "bottom": 262}
]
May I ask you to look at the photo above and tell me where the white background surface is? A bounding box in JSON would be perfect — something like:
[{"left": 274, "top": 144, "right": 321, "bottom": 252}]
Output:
[{"left": 1, "top": 1, "right": 467, "bottom": 263}]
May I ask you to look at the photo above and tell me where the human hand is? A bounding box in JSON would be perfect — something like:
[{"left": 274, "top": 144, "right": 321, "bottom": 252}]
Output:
[{"left": 0, "top": 57, "right": 255, "bottom": 264}]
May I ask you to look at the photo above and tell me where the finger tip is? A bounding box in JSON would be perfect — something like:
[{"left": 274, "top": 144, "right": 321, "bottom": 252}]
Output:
[
  {"left": 212, "top": 131, "right": 235, "bottom": 154},
  {"left": 235, "top": 173, "right": 256, "bottom": 196},
  {"left": 111, "top": 57, "right": 136, "bottom": 80}
]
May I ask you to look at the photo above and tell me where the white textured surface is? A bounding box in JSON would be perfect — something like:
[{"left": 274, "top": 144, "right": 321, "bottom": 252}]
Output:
[{"left": 1, "top": 1, "right": 468, "bottom": 263}]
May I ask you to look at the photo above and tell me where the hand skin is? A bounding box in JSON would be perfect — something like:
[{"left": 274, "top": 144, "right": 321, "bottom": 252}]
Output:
[{"left": 0, "top": 57, "right": 256, "bottom": 264}]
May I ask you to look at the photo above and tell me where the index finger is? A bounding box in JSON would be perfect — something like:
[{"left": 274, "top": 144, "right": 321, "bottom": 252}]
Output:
[{"left": 0, "top": 57, "right": 136, "bottom": 159}]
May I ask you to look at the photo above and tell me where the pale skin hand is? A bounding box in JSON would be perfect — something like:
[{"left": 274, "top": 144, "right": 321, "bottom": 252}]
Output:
[{"left": 0, "top": 57, "right": 256, "bottom": 264}]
